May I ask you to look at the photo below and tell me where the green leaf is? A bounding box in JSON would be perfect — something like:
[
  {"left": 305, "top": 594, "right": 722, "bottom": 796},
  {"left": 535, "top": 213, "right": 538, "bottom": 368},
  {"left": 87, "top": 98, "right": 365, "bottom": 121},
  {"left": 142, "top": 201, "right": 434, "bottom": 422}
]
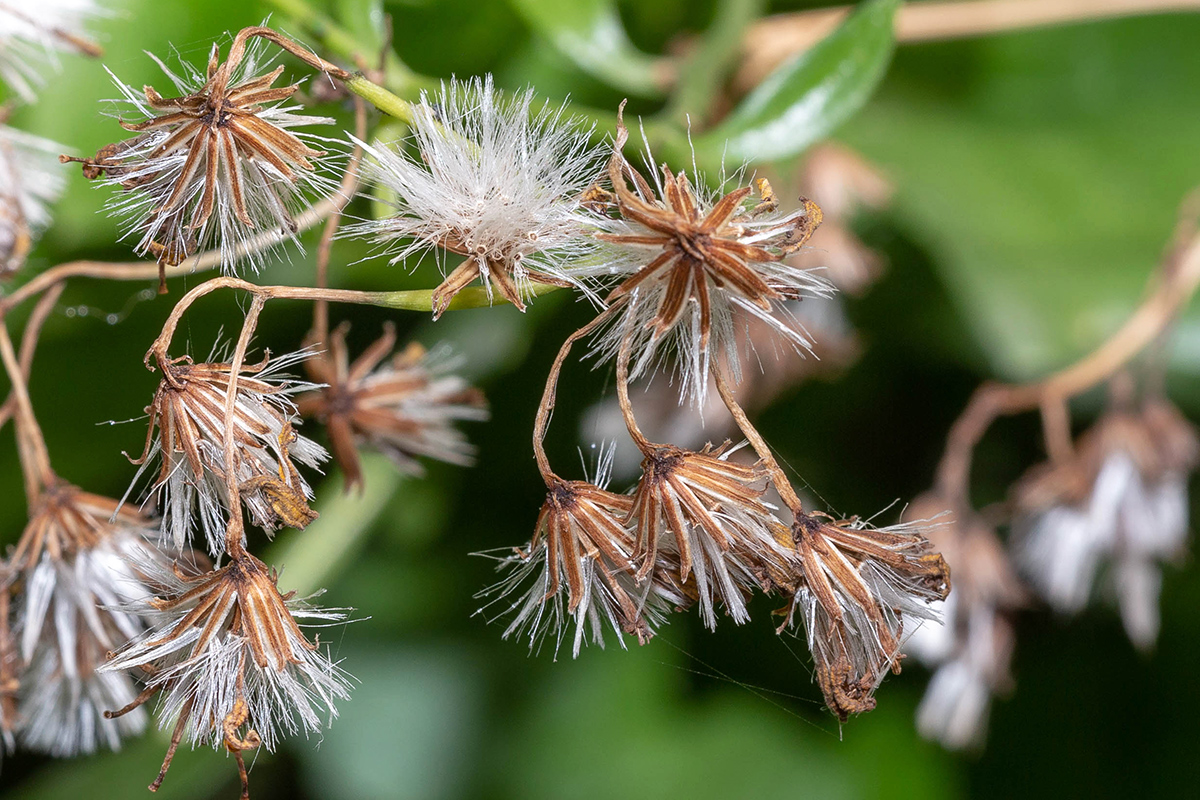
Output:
[
  {"left": 695, "top": 0, "right": 898, "bottom": 166},
  {"left": 507, "top": 0, "right": 670, "bottom": 97},
  {"left": 838, "top": 15, "right": 1200, "bottom": 380}
]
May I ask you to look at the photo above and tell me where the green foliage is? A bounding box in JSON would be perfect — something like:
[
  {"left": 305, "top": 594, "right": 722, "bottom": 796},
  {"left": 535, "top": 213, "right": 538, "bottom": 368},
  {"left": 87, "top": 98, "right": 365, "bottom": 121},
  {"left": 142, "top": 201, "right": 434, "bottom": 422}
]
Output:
[
  {"left": 696, "top": 0, "right": 900, "bottom": 167},
  {"left": 2, "top": 2, "right": 1199, "bottom": 800}
]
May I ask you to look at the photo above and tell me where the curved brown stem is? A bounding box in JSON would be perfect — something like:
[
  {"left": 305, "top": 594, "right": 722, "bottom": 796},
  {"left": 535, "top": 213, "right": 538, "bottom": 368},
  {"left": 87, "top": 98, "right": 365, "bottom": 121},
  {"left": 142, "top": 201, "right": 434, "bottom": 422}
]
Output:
[
  {"left": 532, "top": 305, "right": 620, "bottom": 482},
  {"left": 221, "top": 295, "right": 266, "bottom": 560},
  {"left": 0, "top": 283, "right": 65, "bottom": 432},
  {"left": 935, "top": 225, "right": 1200, "bottom": 500},
  {"left": 312, "top": 96, "right": 368, "bottom": 352},
  {"left": 0, "top": 189, "right": 351, "bottom": 316},
  {"left": 614, "top": 325, "right": 652, "bottom": 456},
  {"left": 712, "top": 361, "right": 805, "bottom": 514},
  {"left": 0, "top": 320, "right": 54, "bottom": 505}
]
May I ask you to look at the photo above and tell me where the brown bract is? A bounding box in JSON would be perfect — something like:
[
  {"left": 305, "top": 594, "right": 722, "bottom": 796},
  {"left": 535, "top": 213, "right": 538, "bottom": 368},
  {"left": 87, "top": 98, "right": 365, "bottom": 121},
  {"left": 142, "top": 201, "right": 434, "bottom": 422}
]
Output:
[
  {"left": 11, "top": 484, "right": 146, "bottom": 569},
  {"left": 106, "top": 553, "right": 306, "bottom": 794},
  {"left": 68, "top": 40, "right": 323, "bottom": 283},
  {"left": 298, "top": 322, "right": 487, "bottom": 491},
  {"left": 134, "top": 356, "right": 317, "bottom": 532},
  {"left": 789, "top": 512, "right": 950, "bottom": 721},
  {"left": 1012, "top": 398, "right": 1200, "bottom": 513},
  {"left": 535, "top": 478, "right": 655, "bottom": 643},
  {"left": 596, "top": 107, "right": 822, "bottom": 349},
  {"left": 627, "top": 442, "right": 773, "bottom": 583}
]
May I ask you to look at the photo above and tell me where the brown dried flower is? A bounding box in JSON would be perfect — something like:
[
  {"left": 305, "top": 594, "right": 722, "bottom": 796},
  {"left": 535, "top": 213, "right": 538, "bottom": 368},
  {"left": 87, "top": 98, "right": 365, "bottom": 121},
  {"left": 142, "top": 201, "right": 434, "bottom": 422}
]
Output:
[
  {"left": 627, "top": 441, "right": 792, "bottom": 629},
  {"left": 298, "top": 323, "right": 488, "bottom": 491},
  {"left": 103, "top": 551, "right": 349, "bottom": 796},
  {"left": 128, "top": 349, "right": 327, "bottom": 557},
  {"left": 68, "top": 32, "right": 334, "bottom": 280},
  {"left": 786, "top": 512, "right": 950, "bottom": 721},
  {"left": 483, "top": 467, "right": 684, "bottom": 657},
  {"left": 586, "top": 106, "right": 828, "bottom": 402}
]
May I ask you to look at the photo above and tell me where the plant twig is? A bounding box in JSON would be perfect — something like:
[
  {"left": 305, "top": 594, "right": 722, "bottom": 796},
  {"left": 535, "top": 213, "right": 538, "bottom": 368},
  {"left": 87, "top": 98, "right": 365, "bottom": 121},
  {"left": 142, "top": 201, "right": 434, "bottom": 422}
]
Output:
[
  {"left": 0, "top": 284, "right": 65, "bottom": 432},
  {"left": 313, "top": 97, "right": 368, "bottom": 351},
  {"left": 737, "top": 0, "right": 1200, "bottom": 90},
  {"left": 935, "top": 224, "right": 1200, "bottom": 500},
  {"left": 0, "top": 320, "right": 55, "bottom": 505},
  {"left": 220, "top": 296, "right": 266, "bottom": 560}
]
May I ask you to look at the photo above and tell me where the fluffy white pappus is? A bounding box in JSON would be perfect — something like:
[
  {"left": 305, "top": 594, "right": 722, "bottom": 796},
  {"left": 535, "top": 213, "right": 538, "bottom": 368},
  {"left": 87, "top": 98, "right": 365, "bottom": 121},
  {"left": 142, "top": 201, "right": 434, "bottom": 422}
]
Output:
[
  {"left": 127, "top": 348, "right": 328, "bottom": 557},
  {"left": 0, "top": 0, "right": 102, "bottom": 101},
  {"left": 99, "top": 37, "right": 337, "bottom": 273},
  {"left": 14, "top": 528, "right": 167, "bottom": 756},
  {"left": 344, "top": 75, "right": 610, "bottom": 308},
  {"left": 0, "top": 124, "right": 67, "bottom": 273},
  {"left": 907, "top": 596, "right": 1009, "bottom": 750},
  {"left": 1015, "top": 452, "right": 1189, "bottom": 648},
  {"left": 585, "top": 141, "right": 833, "bottom": 405},
  {"left": 789, "top": 516, "right": 949, "bottom": 719},
  {"left": 103, "top": 560, "right": 351, "bottom": 753}
]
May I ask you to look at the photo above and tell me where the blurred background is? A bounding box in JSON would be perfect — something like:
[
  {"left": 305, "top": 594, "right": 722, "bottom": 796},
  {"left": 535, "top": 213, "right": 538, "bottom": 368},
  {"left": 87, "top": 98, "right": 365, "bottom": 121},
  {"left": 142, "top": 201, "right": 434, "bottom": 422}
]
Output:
[{"left": 2, "top": 0, "right": 1199, "bottom": 797}]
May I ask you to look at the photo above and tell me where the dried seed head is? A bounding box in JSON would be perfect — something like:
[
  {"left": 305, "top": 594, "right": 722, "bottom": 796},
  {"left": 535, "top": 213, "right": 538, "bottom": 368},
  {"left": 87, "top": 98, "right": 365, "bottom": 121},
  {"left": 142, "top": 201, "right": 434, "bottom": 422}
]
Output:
[
  {"left": 298, "top": 323, "right": 488, "bottom": 491},
  {"left": 127, "top": 348, "right": 327, "bottom": 557},
  {"left": 786, "top": 512, "right": 949, "bottom": 722},
  {"left": 1012, "top": 398, "right": 1197, "bottom": 650},
  {"left": 0, "top": 125, "right": 66, "bottom": 275},
  {"left": 479, "top": 446, "right": 684, "bottom": 657},
  {"left": 901, "top": 494, "right": 1023, "bottom": 750},
  {"left": 72, "top": 34, "right": 335, "bottom": 273},
  {"left": 344, "top": 75, "right": 609, "bottom": 318},
  {"left": 0, "top": 1, "right": 102, "bottom": 102},
  {"left": 102, "top": 552, "right": 350, "bottom": 791},
  {"left": 8, "top": 484, "right": 171, "bottom": 756},
  {"left": 586, "top": 106, "right": 831, "bottom": 403},
  {"left": 627, "top": 442, "right": 793, "bottom": 629}
]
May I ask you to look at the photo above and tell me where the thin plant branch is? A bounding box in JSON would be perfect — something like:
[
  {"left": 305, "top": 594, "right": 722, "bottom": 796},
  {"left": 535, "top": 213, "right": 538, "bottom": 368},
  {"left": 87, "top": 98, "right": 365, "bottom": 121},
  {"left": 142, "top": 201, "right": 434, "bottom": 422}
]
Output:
[
  {"left": 737, "top": 0, "right": 1200, "bottom": 90},
  {"left": 221, "top": 295, "right": 267, "bottom": 560},
  {"left": 0, "top": 319, "right": 55, "bottom": 505},
  {"left": 935, "top": 222, "right": 1200, "bottom": 500}
]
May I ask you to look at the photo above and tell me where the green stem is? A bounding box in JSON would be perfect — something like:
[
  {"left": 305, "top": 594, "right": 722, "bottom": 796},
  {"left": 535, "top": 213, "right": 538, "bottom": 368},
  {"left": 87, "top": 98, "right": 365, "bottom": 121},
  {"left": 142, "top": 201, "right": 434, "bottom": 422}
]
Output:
[
  {"left": 379, "top": 281, "right": 563, "bottom": 312},
  {"left": 345, "top": 74, "right": 416, "bottom": 124},
  {"left": 263, "top": 0, "right": 436, "bottom": 95},
  {"left": 662, "top": 0, "right": 764, "bottom": 126}
]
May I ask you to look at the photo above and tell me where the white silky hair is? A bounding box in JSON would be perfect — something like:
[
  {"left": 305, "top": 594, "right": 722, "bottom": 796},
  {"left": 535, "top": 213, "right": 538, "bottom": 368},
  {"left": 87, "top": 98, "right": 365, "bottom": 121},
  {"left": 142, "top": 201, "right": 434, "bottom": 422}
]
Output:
[
  {"left": 344, "top": 74, "right": 611, "bottom": 305},
  {"left": 0, "top": 124, "right": 67, "bottom": 263},
  {"left": 14, "top": 522, "right": 167, "bottom": 756},
  {"left": 911, "top": 599, "right": 1006, "bottom": 750},
  {"left": 793, "top": 521, "right": 946, "bottom": 702},
  {"left": 99, "top": 37, "right": 338, "bottom": 273},
  {"left": 354, "top": 343, "right": 490, "bottom": 475},
  {"left": 103, "top": 559, "right": 351, "bottom": 752},
  {"left": 476, "top": 443, "right": 682, "bottom": 658},
  {"left": 124, "top": 348, "right": 328, "bottom": 558},
  {"left": 0, "top": 0, "right": 102, "bottom": 101},
  {"left": 1015, "top": 452, "right": 1189, "bottom": 648}
]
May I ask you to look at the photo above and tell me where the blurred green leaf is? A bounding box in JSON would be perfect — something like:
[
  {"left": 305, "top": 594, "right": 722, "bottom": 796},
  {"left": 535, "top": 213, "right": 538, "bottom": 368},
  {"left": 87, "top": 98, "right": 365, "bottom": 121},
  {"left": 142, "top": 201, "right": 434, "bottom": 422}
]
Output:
[
  {"left": 840, "top": 16, "right": 1200, "bottom": 380},
  {"left": 303, "top": 645, "right": 481, "bottom": 800},
  {"left": 696, "top": 0, "right": 898, "bottom": 166},
  {"left": 507, "top": 0, "right": 670, "bottom": 97}
]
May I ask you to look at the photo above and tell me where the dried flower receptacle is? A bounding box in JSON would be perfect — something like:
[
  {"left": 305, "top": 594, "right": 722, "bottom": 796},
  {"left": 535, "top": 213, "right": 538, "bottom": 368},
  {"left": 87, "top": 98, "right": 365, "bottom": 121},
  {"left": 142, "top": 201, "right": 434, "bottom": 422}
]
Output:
[
  {"left": 787, "top": 512, "right": 950, "bottom": 721},
  {"left": 103, "top": 551, "right": 349, "bottom": 796},
  {"left": 68, "top": 33, "right": 335, "bottom": 280},
  {"left": 8, "top": 484, "right": 170, "bottom": 756},
  {"left": 345, "top": 75, "right": 608, "bottom": 318},
  {"left": 587, "top": 105, "right": 829, "bottom": 402},
  {"left": 128, "top": 350, "right": 327, "bottom": 556},
  {"left": 298, "top": 322, "right": 488, "bottom": 491}
]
